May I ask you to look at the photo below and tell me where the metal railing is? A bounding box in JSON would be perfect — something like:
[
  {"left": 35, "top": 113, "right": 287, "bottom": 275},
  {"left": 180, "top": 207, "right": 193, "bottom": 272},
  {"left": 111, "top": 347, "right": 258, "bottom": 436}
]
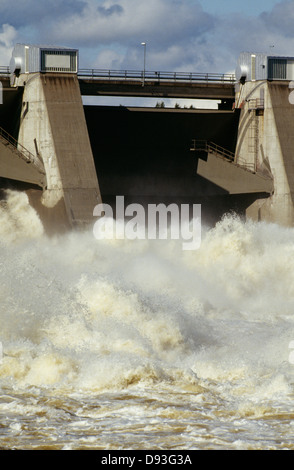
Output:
[
  {"left": 78, "top": 68, "right": 236, "bottom": 84},
  {"left": 190, "top": 140, "right": 256, "bottom": 172},
  {"left": 0, "top": 66, "right": 10, "bottom": 76},
  {"left": 0, "top": 126, "right": 45, "bottom": 174},
  {"left": 191, "top": 140, "right": 235, "bottom": 161},
  {"left": 0, "top": 65, "right": 236, "bottom": 84}
]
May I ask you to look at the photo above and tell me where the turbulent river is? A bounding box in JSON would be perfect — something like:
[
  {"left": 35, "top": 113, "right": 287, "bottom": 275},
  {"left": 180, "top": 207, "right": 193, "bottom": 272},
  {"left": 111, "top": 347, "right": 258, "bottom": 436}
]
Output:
[{"left": 1, "top": 189, "right": 294, "bottom": 451}]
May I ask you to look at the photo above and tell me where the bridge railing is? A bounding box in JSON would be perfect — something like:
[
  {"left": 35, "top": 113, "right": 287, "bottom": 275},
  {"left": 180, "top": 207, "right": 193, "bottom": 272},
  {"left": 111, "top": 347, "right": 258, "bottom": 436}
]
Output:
[
  {"left": 78, "top": 68, "right": 236, "bottom": 84},
  {"left": 0, "top": 65, "right": 235, "bottom": 83}
]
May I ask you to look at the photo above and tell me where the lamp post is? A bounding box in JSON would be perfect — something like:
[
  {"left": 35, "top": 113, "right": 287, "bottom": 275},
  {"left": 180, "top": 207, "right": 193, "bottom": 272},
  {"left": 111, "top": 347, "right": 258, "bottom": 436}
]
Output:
[{"left": 141, "top": 42, "right": 146, "bottom": 86}]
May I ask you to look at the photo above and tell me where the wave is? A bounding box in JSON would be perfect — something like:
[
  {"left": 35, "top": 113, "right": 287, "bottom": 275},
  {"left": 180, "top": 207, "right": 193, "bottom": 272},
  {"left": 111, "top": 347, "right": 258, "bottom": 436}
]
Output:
[{"left": 0, "top": 190, "right": 294, "bottom": 407}]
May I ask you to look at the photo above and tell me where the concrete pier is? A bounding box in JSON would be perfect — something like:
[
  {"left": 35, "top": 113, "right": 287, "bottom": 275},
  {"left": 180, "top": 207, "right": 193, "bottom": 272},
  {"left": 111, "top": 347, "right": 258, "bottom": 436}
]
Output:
[
  {"left": 16, "top": 72, "right": 101, "bottom": 232},
  {"left": 235, "top": 79, "right": 294, "bottom": 225}
]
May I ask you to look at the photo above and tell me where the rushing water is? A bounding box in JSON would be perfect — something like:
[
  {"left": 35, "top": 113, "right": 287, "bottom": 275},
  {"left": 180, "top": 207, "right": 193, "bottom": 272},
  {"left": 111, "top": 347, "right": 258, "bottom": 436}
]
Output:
[{"left": 1, "top": 189, "right": 294, "bottom": 451}]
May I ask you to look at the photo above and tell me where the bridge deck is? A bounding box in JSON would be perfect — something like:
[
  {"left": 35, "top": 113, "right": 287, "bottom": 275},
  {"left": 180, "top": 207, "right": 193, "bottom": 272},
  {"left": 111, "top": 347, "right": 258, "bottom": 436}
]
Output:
[
  {"left": 78, "top": 69, "right": 235, "bottom": 99},
  {"left": 79, "top": 78, "right": 235, "bottom": 99},
  {"left": 0, "top": 67, "right": 236, "bottom": 100}
]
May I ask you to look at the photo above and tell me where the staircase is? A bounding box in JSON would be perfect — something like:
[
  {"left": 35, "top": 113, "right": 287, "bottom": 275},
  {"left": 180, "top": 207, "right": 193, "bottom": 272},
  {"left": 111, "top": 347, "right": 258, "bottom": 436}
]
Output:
[
  {"left": 190, "top": 140, "right": 256, "bottom": 173},
  {"left": 0, "top": 126, "right": 46, "bottom": 188},
  {"left": 190, "top": 140, "right": 273, "bottom": 195}
]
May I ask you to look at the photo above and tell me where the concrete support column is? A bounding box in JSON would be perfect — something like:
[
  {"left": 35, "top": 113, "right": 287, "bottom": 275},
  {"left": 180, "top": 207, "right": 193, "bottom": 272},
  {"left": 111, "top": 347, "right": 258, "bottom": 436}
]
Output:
[
  {"left": 17, "top": 72, "right": 102, "bottom": 232},
  {"left": 235, "top": 80, "right": 294, "bottom": 226}
]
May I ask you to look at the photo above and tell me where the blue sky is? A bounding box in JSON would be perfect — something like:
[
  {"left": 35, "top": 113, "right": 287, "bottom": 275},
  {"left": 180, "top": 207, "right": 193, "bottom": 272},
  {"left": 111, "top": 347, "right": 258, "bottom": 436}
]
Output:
[{"left": 0, "top": 0, "right": 293, "bottom": 75}]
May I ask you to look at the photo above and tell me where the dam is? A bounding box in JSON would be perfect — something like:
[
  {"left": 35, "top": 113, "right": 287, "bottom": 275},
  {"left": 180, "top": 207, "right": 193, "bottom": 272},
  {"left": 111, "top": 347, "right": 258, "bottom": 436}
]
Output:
[{"left": 0, "top": 44, "right": 292, "bottom": 232}]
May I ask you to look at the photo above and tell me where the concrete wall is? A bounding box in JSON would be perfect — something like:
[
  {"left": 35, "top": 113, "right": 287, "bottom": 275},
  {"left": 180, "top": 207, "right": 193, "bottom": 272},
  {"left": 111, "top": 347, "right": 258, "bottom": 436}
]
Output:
[
  {"left": 235, "top": 80, "right": 294, "bottom": 225},
  {"left": 17, "top": 72, "right": 101, "bottom": 232}
]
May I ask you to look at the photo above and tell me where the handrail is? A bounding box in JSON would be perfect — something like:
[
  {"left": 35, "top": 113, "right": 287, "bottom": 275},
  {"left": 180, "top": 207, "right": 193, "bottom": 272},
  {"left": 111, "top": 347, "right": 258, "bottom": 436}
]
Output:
[
  {"left": 190, "top": 139, "right": 256, "bottom": 172},
  {"left": 0, "top": 126, "right": 45, "bottom": 174},
  {"left": 0, "top": 126, "right": 31, "bottom": 161},
  {"left": 191, "top": 140, "right": 235, "bottom": 161},
  {"left": 0, "top": 65, "right": 236, "bottom": 83},
  {"left": 78, "top": 68, "right": 236, "bottom": 84}
]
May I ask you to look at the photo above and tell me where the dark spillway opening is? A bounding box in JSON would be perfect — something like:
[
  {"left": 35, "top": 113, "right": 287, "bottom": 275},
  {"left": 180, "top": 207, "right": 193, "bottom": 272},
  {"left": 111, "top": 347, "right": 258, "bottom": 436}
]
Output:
[
  {"left": 84, "top": 105, "right": 244, "bottom": 226},
  {"left": 0, "top": 85, "right": 23, "bottom": 139}
]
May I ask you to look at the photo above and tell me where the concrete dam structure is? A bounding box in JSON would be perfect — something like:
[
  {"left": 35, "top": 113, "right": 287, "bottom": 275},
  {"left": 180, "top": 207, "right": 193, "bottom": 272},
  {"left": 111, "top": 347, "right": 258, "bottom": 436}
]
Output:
[
  {"left": 0, "top": 44, "right": 293, "bottom": 231},
  {"left": 233, "top": 52, "right": 294, "bottom": 225},
  {"left": 1, "top": 44, "right": 101, "bottom": 233}
]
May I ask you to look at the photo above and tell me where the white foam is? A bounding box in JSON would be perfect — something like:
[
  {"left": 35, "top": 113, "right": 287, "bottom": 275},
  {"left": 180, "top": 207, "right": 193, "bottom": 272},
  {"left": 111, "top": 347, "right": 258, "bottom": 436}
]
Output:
[{"left": 0, "top": 194, "right": 294, "bottom": 407}]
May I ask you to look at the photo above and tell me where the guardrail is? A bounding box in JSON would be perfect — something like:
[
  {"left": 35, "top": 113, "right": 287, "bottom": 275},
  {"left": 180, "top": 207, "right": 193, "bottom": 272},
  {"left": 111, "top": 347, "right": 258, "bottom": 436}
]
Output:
[
  {"left": 191, "top": 140, "right": 235, "bottom": 161},
  {"left": 0, "top": 65, "right": 236, "bottom": 84},
  {"left": 78, "top": 68, "right": 236, "bottom": 84},
  {"left": 190, "top": 140, "right": 256, "bottom": 172},
  {"left": 0, "top": 126, "right": 30, "bottom": 159},
  {"left": 0, "top": 125, "right": 45, "bottom": 174}
]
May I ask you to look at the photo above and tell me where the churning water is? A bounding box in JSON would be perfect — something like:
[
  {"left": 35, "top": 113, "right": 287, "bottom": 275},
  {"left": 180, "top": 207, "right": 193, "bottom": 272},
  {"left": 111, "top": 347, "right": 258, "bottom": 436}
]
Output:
[{"left": 1, "top": 189, "right": 294, "bottom": 450}]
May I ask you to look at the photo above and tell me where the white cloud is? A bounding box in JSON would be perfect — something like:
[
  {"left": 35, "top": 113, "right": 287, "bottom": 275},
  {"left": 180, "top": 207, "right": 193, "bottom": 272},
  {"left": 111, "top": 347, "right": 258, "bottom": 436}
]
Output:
[
  {"left": 50, "top": 0, "right": 213, "bottom": 47},
  {"left": 260, "top": 1, "right": 294, "bottom": 38},
  {"left": 0, "top": 24, "right": 17, "bottom": 64},
  {"left": 93, "top": 48, "right": 124, "bottom": 69},
  {"left": 54, "top": 0, "right": 294, "bottom": 73},
  {"left": 0, "top": 0, "right": 86, "bottom": 27},
  {"left": 209, "top": 4, "right": 294, "bottom": 68},
  {"left": 2, "top": 0, "right": 294, "bottom": 75}
]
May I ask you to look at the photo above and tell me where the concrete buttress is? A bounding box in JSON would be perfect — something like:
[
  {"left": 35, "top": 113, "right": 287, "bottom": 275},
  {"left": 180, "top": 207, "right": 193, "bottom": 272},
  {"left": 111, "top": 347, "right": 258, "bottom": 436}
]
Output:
[
  {"left": 235, "top": 80, "right": 294, "bottom": 225},
  {"left": 17, "top": 72, "right": 102, "bottom": 232}
]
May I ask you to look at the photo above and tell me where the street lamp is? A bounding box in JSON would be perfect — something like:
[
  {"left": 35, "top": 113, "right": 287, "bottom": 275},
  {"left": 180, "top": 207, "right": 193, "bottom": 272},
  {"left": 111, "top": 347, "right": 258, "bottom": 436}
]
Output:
[{"left": 141, "top": 42, "right": 146, "bottom": 86}]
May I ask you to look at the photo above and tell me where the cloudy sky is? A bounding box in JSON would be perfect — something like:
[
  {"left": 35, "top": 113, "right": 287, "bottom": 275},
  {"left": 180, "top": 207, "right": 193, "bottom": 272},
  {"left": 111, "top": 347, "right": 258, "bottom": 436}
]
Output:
[{"left": 1, "top": 0, "right": 294, "bottom": 78}]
